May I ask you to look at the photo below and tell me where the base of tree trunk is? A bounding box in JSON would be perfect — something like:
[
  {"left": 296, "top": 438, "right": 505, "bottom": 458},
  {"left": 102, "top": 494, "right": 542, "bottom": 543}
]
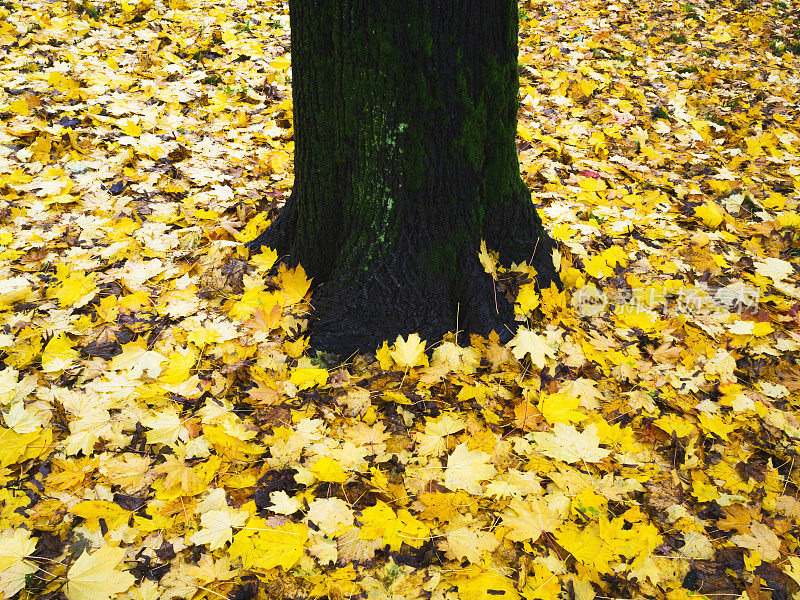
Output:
[{"left": 247, "top": 192, "right": 560, "bottom": 357}]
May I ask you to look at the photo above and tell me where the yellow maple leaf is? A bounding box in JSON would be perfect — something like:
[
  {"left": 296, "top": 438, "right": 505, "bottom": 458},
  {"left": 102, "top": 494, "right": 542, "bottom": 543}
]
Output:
[
  {"left": 538, "top": 392, "right": 586, "bottom": 424},
  {"left": 559, "top": 378, "right": 603, "bottom": 410},
  {"left": 599, "top": 513, "right": 662, "bottom": 563},
  {"left": 783, "top": 556, "right": 800, "bottom": 587},
  {"left": 629, "top": 126, "right": 649, "bottom": 146},
  {"left": 520, "top": 563, "right": 563, "bottom": 599},
  {"left": 118, "top": 118, "right": 142, "bottom": 137},
  {"left": 375, "top": 340, "right": 394, "bottom": 369},
  {"left": 186, "top": 554, "right": 239, "bottom": 585},
  {"left": 477, "top": 239, "right": 498, "bottom": 277},
  {"left": 755, "top": 257, "right": 793, "bottom": 283},
  {"left": 416, "top": 413, "right": 466, "bottom": 456},
  {"left": 110, "top": 340, "right": 166, "bottom": 379},
  {"left": 389, "top": 333, "right": 428, "bottom": 369},
  {"left": 134, "top": 134, "right": 166, "bottom": 160},
  {"left": 311, "top": 456, "right": 348, "bottom": 483},
  {"left": 307, "top": 498, "right": 355, "bottom": 535},
  {"left": 653, "top": 414, "right": 696, "bottom": 438},
  {"left": 694, "top": 201, "right": 725, "bottom": 229},
  {"left": 48, "top": 72, "right": 79, "bottom": 92},
  {"left": 450, "top": 565, "right": 520, "bottom": 600},
  {"left": 158, "top": 346, "right": 197, "bottom": 385},
  {"left": 251, "top": 246, "right": 279, "bottom": 272},
  {"left": 616, "top": 310, "right": 657, "bottom": 331},
  {"left": 602, "top": 245, "right": 628, "bottom": 268},
  {"left": 705, "top": 349, "right": 737, "bottom": 381},
  {"left": 230, "top": 519, "right": 307, "bottom": 571},
  {"left": 278, "top": 264, "right": 312, "bottom": 304},
  {"left": 203, "top": 425, "right": 264, "bottom": 461},
  {"left": 269, "top": 490, "right": 302, "bottom": 515},
  {"left": 744, "top": 550, "right": 762, "bottom": 571},
  {"left": 572, "top": 283, "right": 607, "bottom": 318},
  {"left": 776, "top": 212, "right": 800, "bottom": 230},
  {"left": 579, "top": 176, "right": 605, "bottom": 191},
  {"left": 429, "top": 341, "right": 480, "bottom": 374},
  {"left": 41, "top": 334, "right": 78, "bottom": 373},
  {"left": 443, "top": 443, "right": 496, "bottom": 495},
  {"left": 629, "top": 555, "right": 662, "bottom": 586},
  {"left": 0, "top": 428, "right": 28, "bottom": 467},
  {"left": 358, "top": 500, "right": 429, "bottom": 551},
  {"left": 501, "top": 498, "right": 561, "bottom": 542},
  {"left": 97, "top": 453, "right": 154, "bottom": 493},
  {"left": 141, "top": 408, "right": 189, "bottom": 446},
  {"left": 7, "top": 98, "right": 29, "bottom": 116},
  {"left": 270, "top": 55, "right": 291, "bottom": 70},
  {"left": 515, "top": 283, "right": 540, "bottom": 314},
  {"left": 268, "top": 150, "right": 291, "bottom": 173},
  {"left": 289, "top": 367, "right": 328, "bottom": 390},
  {"left": 65, "top": 546, "right": 135, "bottom": 600},
  {"left": 517, "top": 123, "right": 534, "bottom": 141},
  {"left": 154, "top": 454, "right": 220, "bottom": 497},
  {"left": 532, "top": 423, "right": 611, "bottom": 464},
  {"left": 163, "top": 179, "right": 187, "bottom": 194},
  {"left": 0, "top": 529, "right": 38, "bottom": 598},
  {"left": 48, "top": 264, "right": 98, "bottom": 308},
  {"left": 751, "top": 322, "right": 774, "bottom": 337},
  {"left": 584, "top": 254, "right": 611, "bottom": 278},
  {"left": 442, "top": 516, "right": 499, "bottom": 564},
  {"left": 697, "top": 413, "right": 736, "bottom": 442},
  {"left": 229, "top": 286, "right": 267, "bottom": 321},
  {"left": 512, "top": 394, "right": 541, "bottom": 431},
  {"left": 730, "top": 521, "right": 782, "bottom": 561},
  {"left": 507, "top": 327, "right": 556, "bottom": 368},
  {"left": 0, "top": 277, "right": 33, "bottom": 308},
  {"left": 283, "top": 336, "right": 309, "bottom": 358},
  {"left": 189, "top": 507, "right": 249, "bottom": 550},
  {"left": 764, "top": 193, "right": 786, "bottom": 210},
  {"left": 70, "top": 501, "right": 132, "bottom": 531},
  {"left": 3, "top": 402, "right": 42, "bottom": 433},
  {"left": 555, "top": 521, "right": 615, "bottom": 572}
]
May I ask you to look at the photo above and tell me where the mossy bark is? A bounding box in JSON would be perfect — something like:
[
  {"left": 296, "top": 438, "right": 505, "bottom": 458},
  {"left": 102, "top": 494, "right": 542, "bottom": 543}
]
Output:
[{"left": 248, "top": 0, "right": 561, "bottom": 355}]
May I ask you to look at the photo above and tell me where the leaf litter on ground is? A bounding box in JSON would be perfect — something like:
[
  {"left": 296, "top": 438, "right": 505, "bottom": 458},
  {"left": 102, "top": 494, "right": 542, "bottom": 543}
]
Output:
[{"left": 0, "top": 0, "right": 799, "bottom": 598}]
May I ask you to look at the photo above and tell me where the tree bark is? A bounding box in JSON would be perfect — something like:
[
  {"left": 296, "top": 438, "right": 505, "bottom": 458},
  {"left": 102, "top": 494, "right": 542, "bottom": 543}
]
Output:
[{"left": 248, "top": 0, "right": 561, "bottom": 356}]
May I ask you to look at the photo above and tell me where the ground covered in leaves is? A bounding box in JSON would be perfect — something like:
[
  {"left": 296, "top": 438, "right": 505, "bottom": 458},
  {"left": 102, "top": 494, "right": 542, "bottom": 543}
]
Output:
[{"left": 1, "top": 0, "right": 800, "bottom": 598}]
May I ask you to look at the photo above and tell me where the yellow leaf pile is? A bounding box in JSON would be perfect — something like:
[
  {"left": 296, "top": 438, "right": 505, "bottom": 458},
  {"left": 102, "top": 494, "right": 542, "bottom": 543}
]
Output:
[{"left": 0, "top": 0, "right": 799, "bottom": 598}]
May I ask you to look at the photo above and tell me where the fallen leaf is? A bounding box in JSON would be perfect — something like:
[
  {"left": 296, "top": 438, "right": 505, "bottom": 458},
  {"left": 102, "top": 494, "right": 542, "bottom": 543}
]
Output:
[
  {"left": 507, "top": 328, "right": 556, "bottom": 368},
  {"left": 66, "top": 546, "right": 135, "bottom": 600}
]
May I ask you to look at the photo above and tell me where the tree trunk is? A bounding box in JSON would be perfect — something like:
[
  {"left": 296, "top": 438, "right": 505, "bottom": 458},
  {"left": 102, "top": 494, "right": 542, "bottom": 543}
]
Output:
[{"left": 248, "top": 0, "right": 561, "bottom": 356}]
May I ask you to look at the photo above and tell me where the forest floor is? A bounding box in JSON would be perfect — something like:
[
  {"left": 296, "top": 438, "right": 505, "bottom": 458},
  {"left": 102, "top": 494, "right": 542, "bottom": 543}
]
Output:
[{"left": 1, "top": 0, "right": 800, "bottom": 598}]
